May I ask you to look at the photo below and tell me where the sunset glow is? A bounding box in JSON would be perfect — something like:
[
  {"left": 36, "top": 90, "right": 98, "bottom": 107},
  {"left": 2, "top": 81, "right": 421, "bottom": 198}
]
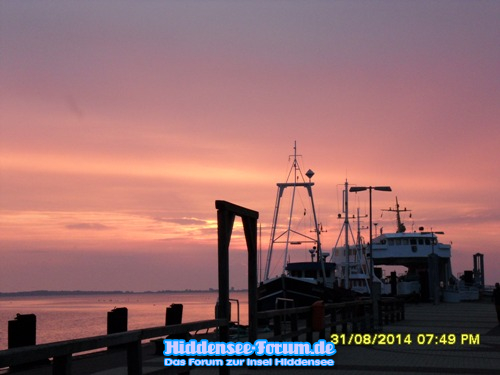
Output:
[{"left": 1, "top": 1, "right": 499, "bottom": 292}]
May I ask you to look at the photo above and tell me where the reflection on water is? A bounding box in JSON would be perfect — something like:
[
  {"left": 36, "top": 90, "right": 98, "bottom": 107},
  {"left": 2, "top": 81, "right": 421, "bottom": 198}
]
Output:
[{"left": 0, "top": 291, "right": 248, "bottom": 350}]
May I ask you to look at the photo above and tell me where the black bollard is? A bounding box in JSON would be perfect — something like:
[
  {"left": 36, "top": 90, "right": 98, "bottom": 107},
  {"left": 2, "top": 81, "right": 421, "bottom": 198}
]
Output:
[
  {"left": 165, "top": 303, "right": 183, "bottom": 326},
  {"left": 156, "top": 303, "right": 186, "bottom": 354},
  {"left": 8, "top": 313, "right": 49, "bottom": 368},
  {"left": 8, "top": 313, "right": 36, "bottom": 348},
  {"left": 107, "top": 307, "right": 128, "bottom": 334},
  {"left": 107, "top": 307, "right": 128, "bottom": 350},
  {"left": 166, "top": 304, "right": 188, "bottom": 340}
]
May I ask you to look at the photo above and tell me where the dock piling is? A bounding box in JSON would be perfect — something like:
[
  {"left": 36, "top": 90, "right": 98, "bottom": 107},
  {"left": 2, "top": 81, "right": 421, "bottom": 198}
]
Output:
[
  {"left": 107, "top": 307, "right": 128, "bottom": 350},
  {"left": 8, "top": 313, "right": 36, "bottom": 349},
  {"left": 166, "top": 304, "right": 183, "bottom": 326}
]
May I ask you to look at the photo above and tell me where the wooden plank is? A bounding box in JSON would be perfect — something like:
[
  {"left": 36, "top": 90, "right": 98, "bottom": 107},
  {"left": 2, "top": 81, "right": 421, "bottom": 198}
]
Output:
[{"left": 256, "top": 306, "right": 310, "bottom": 318}]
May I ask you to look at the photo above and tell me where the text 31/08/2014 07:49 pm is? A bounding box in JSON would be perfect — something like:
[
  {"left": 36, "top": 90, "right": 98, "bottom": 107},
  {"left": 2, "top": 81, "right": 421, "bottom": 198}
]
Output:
[{"left": 330, "top": 333, "right": 481, "bottom": 346}]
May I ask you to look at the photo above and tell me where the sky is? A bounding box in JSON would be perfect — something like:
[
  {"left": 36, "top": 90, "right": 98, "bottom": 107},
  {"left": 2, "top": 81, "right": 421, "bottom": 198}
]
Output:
[{"left": 1, "top": 1, "right": 499, "bottom": 292}]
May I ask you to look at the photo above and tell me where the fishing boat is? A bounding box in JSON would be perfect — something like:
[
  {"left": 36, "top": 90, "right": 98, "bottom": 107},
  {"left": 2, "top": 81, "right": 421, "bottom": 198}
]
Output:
[
  {"left": 257, "top": 144, "right": 352, "bottom": 311},
  {"left": 331, "top": 180, "right": 385, "bottom": 295}
]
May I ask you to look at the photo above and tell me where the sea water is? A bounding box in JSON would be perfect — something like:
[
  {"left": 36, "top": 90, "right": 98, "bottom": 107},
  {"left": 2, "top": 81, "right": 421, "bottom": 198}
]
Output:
[{"left": 0, "top": 291, "right": 248, "bottom": 350}]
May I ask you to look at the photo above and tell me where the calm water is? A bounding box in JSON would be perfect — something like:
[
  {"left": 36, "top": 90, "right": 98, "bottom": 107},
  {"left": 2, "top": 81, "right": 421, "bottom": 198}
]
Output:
[{"left": 0, "top": 291, "right": 248, "bottom": 350}]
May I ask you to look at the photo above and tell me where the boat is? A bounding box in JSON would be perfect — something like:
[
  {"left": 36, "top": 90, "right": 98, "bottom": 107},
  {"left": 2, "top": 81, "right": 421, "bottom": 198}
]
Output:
[
  {"left": 259, "top": 146, "right": 480, "bottom": 305},
  {"left": 257, "top": 144, "right": 353, "bottom": 311},
  {"left": 370, "top": 198, "right": 479, "bottom": 301},
  {"left": 331, "top": 191, "right": 480, "bottom": 302},
  {"left": 331, "top": 180, "right": 387, "bottom": 295}
]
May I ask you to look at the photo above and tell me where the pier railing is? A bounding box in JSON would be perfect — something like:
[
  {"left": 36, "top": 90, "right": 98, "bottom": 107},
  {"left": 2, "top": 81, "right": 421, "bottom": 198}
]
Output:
[
  {"left": 0, "top": 298, "right": 405, "bottom": 374},
  {"left": 379, "top": 297, "right": 405, "bottom": 325},
  {"left": 258, "top": 299, "right": 377, "bottom": 342},
  {"left": 0, "top": 318, "right": 227, "bottom": 375}
]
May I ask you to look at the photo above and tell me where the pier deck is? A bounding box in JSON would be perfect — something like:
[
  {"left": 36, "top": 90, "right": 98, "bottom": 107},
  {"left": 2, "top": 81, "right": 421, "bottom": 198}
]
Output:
[{"left": 3, "top": 300, "right": 500, "bottom": 375}]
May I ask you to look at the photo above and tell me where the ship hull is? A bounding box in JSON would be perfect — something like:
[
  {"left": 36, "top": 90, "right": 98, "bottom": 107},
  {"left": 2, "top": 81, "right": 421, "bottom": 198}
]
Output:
[{"left": 257, "top": 274, "right": 355, "bottom": 311}]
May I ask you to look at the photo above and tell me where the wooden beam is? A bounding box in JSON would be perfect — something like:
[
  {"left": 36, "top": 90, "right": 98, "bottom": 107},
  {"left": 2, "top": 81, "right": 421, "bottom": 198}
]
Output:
[
  {"left": 215, "top": 200, "right": 258, "bottom": 219},
  {"left": 242, "top": 215, "right": 258, "bottom": 343},
  {"left": 0, "top": 319, "right": 227, "bottom": 368}
]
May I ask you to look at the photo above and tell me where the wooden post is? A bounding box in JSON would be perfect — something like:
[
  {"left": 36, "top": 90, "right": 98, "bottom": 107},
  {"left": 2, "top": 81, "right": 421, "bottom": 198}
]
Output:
[
  {"left": 341, "top": 308, "right": 347, "bottom": 333},
  {"left": 107, "top": 307, "right": 128, "bottom": 350},
  {"left": 273, "top": 315, "right": 281, "bottom": 338},
  {"left": 306, "top": 312, "right": 313, "bottom": 344},
  {"left": 8, "top": 314, "right": 36, "bottom": 348},
  {"left": 361, "top": 302, "right": 368, "bottom": 332},
  {"left": 53, "top": 354, "right": 71, "bottom": 375},
  {"left": 242, "top": 215, "right": 258, "bottom": 344},
  {"left": 379, "top": 301, "right": 383, "bottom": 326},
  {"left": 217, "top": 206, "right": 234, "bottom": 347},
  {"left": 291, "top": 313, "right": 299, "bottom": 341},
  {"left": 329, "top": 307, "right": 337, "bottom": 336},
  {"left": 216, "top": 200, "right": 259, "bottom": 375},
  {"left": 127, "top": 340, "right": 142, "bottom": 375}
]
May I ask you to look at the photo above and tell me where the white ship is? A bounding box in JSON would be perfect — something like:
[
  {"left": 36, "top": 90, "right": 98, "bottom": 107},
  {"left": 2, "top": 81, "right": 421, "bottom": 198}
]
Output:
[
  {"left": 371, "top": 198, "right": 478, "bottom": 301},
  {"left": 333, "top": 194, "right": 479, "bottom": 302}
]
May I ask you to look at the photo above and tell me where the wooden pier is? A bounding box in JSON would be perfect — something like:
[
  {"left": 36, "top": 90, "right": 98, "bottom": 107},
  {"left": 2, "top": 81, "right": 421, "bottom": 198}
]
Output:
[
  {"left": 0, "top": 296, "right": 402, "bottom": 374},
  {"left": 1, "top": 300, "right": 499, "bottom": 375}
]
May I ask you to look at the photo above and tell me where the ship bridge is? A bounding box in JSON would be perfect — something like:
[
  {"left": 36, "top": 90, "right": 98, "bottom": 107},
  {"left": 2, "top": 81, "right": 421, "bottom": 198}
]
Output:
[
  {"left": 372, "top": 232, "right": 451, "bottom": 263},
  {"left": 371, "top": 232, "right": 452, "bottom": 301}
]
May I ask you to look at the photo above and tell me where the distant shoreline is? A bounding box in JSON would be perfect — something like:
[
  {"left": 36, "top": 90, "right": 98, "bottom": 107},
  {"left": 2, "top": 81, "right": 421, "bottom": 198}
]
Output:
[{"left": 0, "top": 289, "right": 247, "bottom": 297}]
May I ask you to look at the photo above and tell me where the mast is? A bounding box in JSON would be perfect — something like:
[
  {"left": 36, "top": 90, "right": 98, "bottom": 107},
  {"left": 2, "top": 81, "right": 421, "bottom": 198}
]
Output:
[
  {"left": 264, "top": 185, "right": 282, "bottom": 280},
  {"left": 332, "top": 180, "right": 368, "bottom": 289},
  {"left": 306, "top": 169, "right": 325, "bottom": 285},
  {"left": 263, "top": 142, "right": 325, "bottom": 281},
  {"left": 282, "top": 142, "right": 299, "bottom": 272},
  {"left": 332, "top": 181, "right": 352, "bottom": 288},
  {"left": 382, "top": 196, "right": 411, "bottom": 233},
  {"left": 344, "top": 180, "right": 349, "bottom": 288}
]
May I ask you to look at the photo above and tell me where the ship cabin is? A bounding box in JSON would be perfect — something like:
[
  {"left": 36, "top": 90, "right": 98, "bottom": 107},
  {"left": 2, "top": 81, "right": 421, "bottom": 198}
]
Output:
[
  {"left": 371, "top": 232, "right": 451, "bottom": 263},
  {"left": 371, "top": 232, "right": 453, "bottom": 300},
  {"left": 285, "top": 261, "right": 337, "bottom": 288}
]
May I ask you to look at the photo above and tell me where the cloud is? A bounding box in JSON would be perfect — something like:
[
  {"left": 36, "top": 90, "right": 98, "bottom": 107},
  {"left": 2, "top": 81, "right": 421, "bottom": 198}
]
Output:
[
  {"left": 152, "top": 216, "right": 211, "bottom": 226},
  {"left": 65, "top": 223, "right": 114, "bottom": 231}
]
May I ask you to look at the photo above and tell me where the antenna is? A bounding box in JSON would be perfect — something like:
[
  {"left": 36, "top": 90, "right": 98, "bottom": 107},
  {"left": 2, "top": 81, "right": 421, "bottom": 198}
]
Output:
[{"left": 382, "top": 196, "right": 411, "bottom": 233}]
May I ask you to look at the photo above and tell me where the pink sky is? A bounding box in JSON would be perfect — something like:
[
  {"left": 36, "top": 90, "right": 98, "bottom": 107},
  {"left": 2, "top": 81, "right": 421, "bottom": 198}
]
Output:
[{"left": 1, "top": 1, "right": 499, "bottom": 292}]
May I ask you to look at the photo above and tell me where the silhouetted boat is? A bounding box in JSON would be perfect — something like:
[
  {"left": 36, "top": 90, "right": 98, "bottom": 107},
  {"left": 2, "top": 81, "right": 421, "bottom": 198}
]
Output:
[
  {"left": 257, "top": 143, "right": 353, "bottom": 311},
  {"left": 331, "top": 180, "right": 373, "bottom": 295}
]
